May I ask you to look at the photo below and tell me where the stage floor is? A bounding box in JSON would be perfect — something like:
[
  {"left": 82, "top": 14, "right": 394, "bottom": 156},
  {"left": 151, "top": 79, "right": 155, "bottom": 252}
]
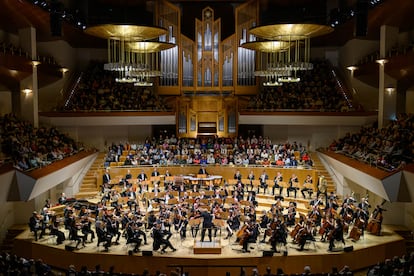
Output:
[{"left": 14, "top": 224, "right": 406, "bottom": 275}]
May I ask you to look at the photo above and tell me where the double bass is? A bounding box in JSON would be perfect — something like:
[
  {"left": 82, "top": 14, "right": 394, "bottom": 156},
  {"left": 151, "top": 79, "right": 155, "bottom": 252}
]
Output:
[
  {"left": 237, "top": 224, "right": 249, "bottom": 245},
  {"left": 367, "top": 200, "right": 386, "bottom": 236},
  {"left": 367, "top": 209, "right": 383, "bottom": 235}
]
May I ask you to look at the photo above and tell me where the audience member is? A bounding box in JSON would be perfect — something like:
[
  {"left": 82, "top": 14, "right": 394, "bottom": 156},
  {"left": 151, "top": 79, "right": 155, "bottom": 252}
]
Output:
[
  {"left": 62, "top": 62, "right": 170, "bottom": 112},
  {"left": 330, "top": 113, "right": 414, "bottom": 171},
  {"left": 1, "top": 113, "right": 81, "bottom": 171},
  {"left": 245, "top": 59, "right": 355, "bottom": 113}
]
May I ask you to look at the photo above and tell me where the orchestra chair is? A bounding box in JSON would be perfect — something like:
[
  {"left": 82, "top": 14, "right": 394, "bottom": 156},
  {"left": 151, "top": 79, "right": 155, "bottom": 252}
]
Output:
[
  {"left": 304, "top": 237, "right": 317, "bottom": 250},
  {"left": 213, "top": 177, "right": 222, "bottom": 187},
  {"left": 266, "top": 180, "right": 274, "bottom": 194},
  {"left": 191, "top": 191, "right": 200, "bottom": 198},
  {"left": 252, "top": 180, "right": 261, "bottom": 192},
  {"left": 279, "top": 181, "right": 288, "bottom": 196},
  {"left": 145, "top": 192, "right": 156, "bottom": 203},
  {"left": 212, "top": 219, "right": 225, "bottom": 238},
  {"left": 200, "top": 198, "right": 210, "bottom": 206},
  {"left": 167, "top": 198, "right": 178, "bottom": 205},
  {"left": 165, "top": 176, "right": 174, "bottom": 186},
  {"left": 46, "top": 233, "right": 58, "bottom": 245},
  {"left": 211, "top": 197, "right": 223, "bottom": 205},
  {"left": 224, "top": 197, "right": 235, "bottom": 209},
  {"left": 151, "top": 176, "right": 161, "bottom": 184},
  {"left": 220, "top": 211, "right": 229, "bottom": 220},
  {"left": 227, "top": 179, "right": 238, "bottom": 188},
  {"left": 184, "top": 198, "right": 194, "bottom": 205},
  {"left": 239, "top": 200, "right": 250, "bottom": 207}
]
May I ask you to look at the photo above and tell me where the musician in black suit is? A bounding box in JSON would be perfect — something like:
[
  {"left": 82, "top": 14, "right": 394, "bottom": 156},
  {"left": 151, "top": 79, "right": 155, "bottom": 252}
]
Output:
[
  {"left": 137, "top": 170, "right": 148, "bottom": 181},
  {"left": 29, "top": 211, "right": 42, "bottom": 241},
  {"left": 50, "top": 219, "right": 65, "bottom": 245},
  {"left": 234, "top": 170, "right": 242, "bottom": 181},
  {"left": 198, "top": 166, "right": 208, "bottom": 175},
  {"left": 258, "top": 170, "right": 269, "bottom": 194},
  {"left": 240, "top": 219, "right": 259, "bottom": 253},
  {"left": 301, "top": 175, "right": 313, "bottom": 199},
  {"left": 105, "top": 215, "right": 121, "bottom": 244},
  {"left": 152, "top": 221, "right": 176, "bottom": 254},
  {"left": 101, "top": 169, "right": 112, "bottom": 194},
  {"left": 96, "top": 221, "right": 112, "bottom": 252},
  {"left": 125, "top": 169, "right": 132, "bottom": 180},
  {"left": 58, "top": 192, "right": 67, "bottom": 205},
  {"left": 272, "top": 172, "right": 283, "bottom": 196},
  {"left": 164, "top": 169, "right": 173, "bottom": 190},
  {"left": 137, "top": 170, "right": 148, "bottom": 193},
  {"left": 151, "top": 167, "right": 161, "bottom": 177},
  {"left": 197, "top": 209, "right": 214, "bottom": 242},
  {"left": 287, "top": 174, "right": 299, "bottom": 198},
  {"left": 103, "top": 169, "right": 111, "bottom": 185},
  {"left": 246, "top": 191, "right": 257, "bottom": 206},
  {"left": 247, "top": 170, "right": 255, "bottom": 192},
  {"left": 125, "top": 221, "right": 143, "bottom": 253},
  {"left": 69, "top": 220, "right": 86, "bottom": 249},
  {"left": 328, "top": 218, "right": 345, "bottom": 251}
]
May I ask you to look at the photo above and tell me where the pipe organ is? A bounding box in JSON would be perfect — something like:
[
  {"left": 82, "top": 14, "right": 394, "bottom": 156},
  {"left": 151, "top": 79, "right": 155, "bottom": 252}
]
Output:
[{"left": 155, "top": 0, "right": 259, "bottom": 137}]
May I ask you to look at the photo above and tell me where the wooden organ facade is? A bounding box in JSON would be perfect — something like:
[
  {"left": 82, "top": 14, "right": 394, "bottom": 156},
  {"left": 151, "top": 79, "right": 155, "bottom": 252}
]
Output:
[{"left": 154, "top": 0, "right": 259, "bottom": 138}]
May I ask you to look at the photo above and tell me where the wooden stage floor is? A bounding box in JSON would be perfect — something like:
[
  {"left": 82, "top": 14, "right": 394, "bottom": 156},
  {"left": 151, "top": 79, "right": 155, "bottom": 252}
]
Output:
[{"left": 14, "top": 224, "right": 406, "bottom": 275}]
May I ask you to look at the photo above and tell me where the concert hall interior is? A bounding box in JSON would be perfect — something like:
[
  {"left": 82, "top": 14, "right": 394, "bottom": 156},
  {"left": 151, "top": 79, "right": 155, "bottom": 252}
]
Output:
[{"left": 1, "top": 0, "right": 414, "bottom": 275}]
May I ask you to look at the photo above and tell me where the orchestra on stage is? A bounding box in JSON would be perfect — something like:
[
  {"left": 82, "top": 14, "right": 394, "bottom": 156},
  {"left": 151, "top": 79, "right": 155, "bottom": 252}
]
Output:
[{"left": 28, "top": 168, "right": 386, "bottom": 255}]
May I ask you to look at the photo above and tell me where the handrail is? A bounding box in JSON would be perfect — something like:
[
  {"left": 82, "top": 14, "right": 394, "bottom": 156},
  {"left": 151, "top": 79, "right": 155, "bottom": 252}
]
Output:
[
  {"left": 39, "top": 111, "right": 176, "bottom": 117},
  {"left": 317, "top": 149, "right": 398, "bottom": 180},
  {"left": 239, "top": 110, "right": 377, "bottom": 116},
  {"left": 25, "top": 150, "right": 97, "bottom": 179},
  {"left": 63, "top": 71, "right": 83, "bottom": 109},
  {"left": 105, "top": 163, "right": 314, "bottom": 169}
]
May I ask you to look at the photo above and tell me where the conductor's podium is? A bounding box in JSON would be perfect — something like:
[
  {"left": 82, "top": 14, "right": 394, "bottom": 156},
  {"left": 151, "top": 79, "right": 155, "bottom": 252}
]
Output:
[{"left": 193, "top": 239, "right": 222, "bottom": 254}]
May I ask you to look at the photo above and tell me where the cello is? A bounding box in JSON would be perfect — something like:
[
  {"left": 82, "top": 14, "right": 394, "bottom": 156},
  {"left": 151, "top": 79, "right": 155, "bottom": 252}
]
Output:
[
  {"left": 237, "top": 224, "right": 249, "bottom": 245},
  {"left": 349, "top": 214, "right": 365, "bottom": 241},
  {"left": 290, "top": 223, "right": 303, "bottom": 238}
]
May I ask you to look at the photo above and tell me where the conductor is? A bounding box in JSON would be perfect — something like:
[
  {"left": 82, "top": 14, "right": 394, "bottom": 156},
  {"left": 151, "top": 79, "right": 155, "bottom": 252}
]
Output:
[{"left": 197, "top": 209, "right": 214, "bottom": 242}]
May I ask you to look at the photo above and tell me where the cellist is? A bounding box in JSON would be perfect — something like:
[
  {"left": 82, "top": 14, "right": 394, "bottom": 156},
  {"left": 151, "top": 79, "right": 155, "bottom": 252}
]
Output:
[
  {"left": 270, "top": 217, "right": 288, "bottom": 252},
  {"left": 328, "top": 218, "right": 345, "bottom": 252},
  {"left": 319, "top": 213, "right": 334, "bottom": 242},
  {"left": 239, "top": 218, "right": 258, "bottom": 253},
  {"left": 296, "top": 219, "right": 314, "bottom": 251}
]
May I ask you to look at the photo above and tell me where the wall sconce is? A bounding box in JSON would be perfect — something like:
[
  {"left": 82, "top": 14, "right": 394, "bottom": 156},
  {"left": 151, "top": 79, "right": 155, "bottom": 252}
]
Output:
[
  {"left": 346, "top": 66, "right": 358, "bottom": 72},
  {"left": 60, "top": 67, "right": 69, "bottom": 77},
  {"left": 31, "top": 60, "right": 41, "bottom": 67},
  {"left": 347, "top": 65, "right": 358, "bottom": 78},
  {"left": 22, "top": 88, "right": 33, "bottom": 94},
  {"left": 375, "top": 58, "right": 388, "bottom": 66},
  {"left": 385, "top": 86, "right": 395, "bottom": 95}
]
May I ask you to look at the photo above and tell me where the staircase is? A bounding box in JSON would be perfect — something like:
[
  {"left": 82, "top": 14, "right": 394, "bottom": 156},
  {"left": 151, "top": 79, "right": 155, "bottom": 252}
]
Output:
[
  {"left": 311, "top": 153, "right": 336, "bottom": 194},
  {"left": 0, "top": 224, "right": 26, "bottom": 253},
  {"left": 75, "top": 152, "right": 105, "bottom": 199}
]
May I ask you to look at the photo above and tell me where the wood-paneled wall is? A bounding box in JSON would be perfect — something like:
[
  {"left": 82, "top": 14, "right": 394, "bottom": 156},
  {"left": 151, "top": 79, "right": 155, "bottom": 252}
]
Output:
[{"left": 99, "top": 166, "right": 318, "bottom": 191}]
